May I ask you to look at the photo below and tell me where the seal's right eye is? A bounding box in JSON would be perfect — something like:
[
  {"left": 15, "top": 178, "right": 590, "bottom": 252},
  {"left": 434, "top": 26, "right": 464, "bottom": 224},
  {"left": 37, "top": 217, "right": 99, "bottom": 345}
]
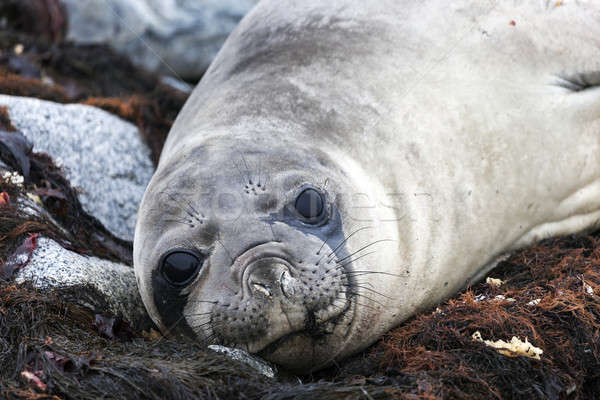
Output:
[
  {"left": 295, "top": 188, "right": 325, "bottom": 221},
  {"left": 160, "top": 249, "right": 204, "bottom": 286}
]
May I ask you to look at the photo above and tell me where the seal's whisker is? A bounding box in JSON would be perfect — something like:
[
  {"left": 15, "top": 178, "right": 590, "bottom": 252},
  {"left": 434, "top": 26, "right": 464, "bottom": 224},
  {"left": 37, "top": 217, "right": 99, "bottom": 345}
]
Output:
[
  {"left": 192, "top": 319, "right": 216, "bottom": 331},
  {"left": 256, "top": 155, "right": 264, "bottom": 187},
  {"left": 232, "top": 159, "right": 247, "bottom": 185},
  {"left": 160, "top": 313, "right": 190, "bottom": 339},
  {"left": 216, "top": 236, "right": 234, "bottom": 263},
  {"left": 192, "top": 319, "right": 216, "bottom": 330},
  {"left": 190, "top": 321, "right": 215, "bottom": 335},
  {"left": 186, "top": 299, "right": 219, "bottom": 305},
  {"left": 325, "top": 226, "right": 372, "bottom": 259},
  {"left": 160, "top": 190, "right": 204, "bottom": 222},
  {"left": 335, "top": 294, "right": 380, "bottom": 311},
  {"left": 337, "top": 288, "right": 371, "bottom": 300},
  {"left": 342, "top": 270, "right": 406, "bottom": 278},
  {"left": 352, "top": 285, "right": 394, "bottom": 300},
  {"left": 200, "top": 332, "right": 222, "bottom": 346},
  {"left": 187, "top": 312, "right": 211, "bottom": 322},
  {"left": 186, "top": 311, "right": 213, "bottom": 317},
  {"left": 335, "top": 239, "right": 394, "bottom": 264},
  {"left": 190, "top": 321, "right": 214, "bottom": 334},
  {"left": 238, "top": 151, "right": 253, "bottom": 184},
  {"left": 346, "top": 277, "right": 375, "bottom": 289},
  {"left": 190, "top": 313, "right": 212, "bottom": 322},
  {"left": 190, "top": 316, "right": 229, "bottom": 331},
  {"left": 316, "top": 236, "right": 330, "bottom": 256},
  {"left": 153, "top": 293, "right": 212, "bottom": 328},
  {"left": 342, "top": 272, "right": 390, "bottom": 279},
  {"left": 338, "top": 289, "right": 386, "bottom": 308},
  {"left": 332, "top": 251, "right": 377, "bottom": 269},
  {"left": 163, "top": 219, "right": 194, "bottom": 226},
  {"left": 264, "top": 164, "right": 272, "bottom": 190},
  {"left": 193, "top": 323, "right": 228, "bottom": 345},
  {"left": 269, "top": 223, "right": 278, "bottom": 242},
  {"left": 340, "top": 281, "right": 379, "bottom": 296},
  {"left": 330, "top": 295, "right": 350, "bottom": 305},
  {"left": 352, "top": 301, "right": 380, "bottom": 311},
  {"left": 183, "top": 199, "right": 204, "bottom": 221}
]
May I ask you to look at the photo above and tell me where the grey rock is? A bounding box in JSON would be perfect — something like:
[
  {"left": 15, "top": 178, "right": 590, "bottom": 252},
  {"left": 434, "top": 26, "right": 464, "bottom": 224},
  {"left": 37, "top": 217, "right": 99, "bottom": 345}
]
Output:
[
  {"left": 0, "top": 95, "right": 154, "bottom": 241},
  {"left": 15, "top": 237, "right": 152, "bottom": 330},
  {"left": 61, "top": 0, "right": 258, "bottom": 80},
  {"left": 208, "top": 345, "right": 276, "bottom": 378}
]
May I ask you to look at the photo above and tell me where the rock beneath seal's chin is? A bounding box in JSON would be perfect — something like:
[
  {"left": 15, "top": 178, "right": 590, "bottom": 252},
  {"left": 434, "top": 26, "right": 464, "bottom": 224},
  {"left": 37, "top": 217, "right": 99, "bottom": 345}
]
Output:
[
  {"left": 134, "top": 0, "right": 600, "bottom": 371},
  {"left": 208, "top": 345, "right": 277, "bottom": 379}
]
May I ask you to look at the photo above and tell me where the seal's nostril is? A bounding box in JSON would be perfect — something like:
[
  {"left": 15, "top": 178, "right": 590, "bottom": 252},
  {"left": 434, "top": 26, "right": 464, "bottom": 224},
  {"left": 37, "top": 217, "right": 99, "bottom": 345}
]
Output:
[
  {"left": 280, "top": 270, "right": 298, "bottom": 298},
  {"left": 251, "top": 282, "right": 271, "bottom": 297}
]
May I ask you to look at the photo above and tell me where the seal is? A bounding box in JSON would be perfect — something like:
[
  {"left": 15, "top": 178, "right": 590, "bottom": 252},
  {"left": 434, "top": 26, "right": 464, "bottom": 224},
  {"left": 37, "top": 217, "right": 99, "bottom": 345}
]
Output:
[{"left": 134, "top": 0, "right": 600, "bottom": 372}]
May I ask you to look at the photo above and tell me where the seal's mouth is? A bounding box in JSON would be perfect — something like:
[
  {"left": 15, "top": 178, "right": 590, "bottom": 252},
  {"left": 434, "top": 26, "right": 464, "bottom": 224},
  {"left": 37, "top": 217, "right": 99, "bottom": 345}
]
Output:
[
  {"left": 208, "top": 241, "right": 355, "bottom": 355},
  {"left": 242, "top": 258, "right": 353, "bottom": 354},
  {"left": 256, "top": 293, "right": 356, "bottom": 359}
]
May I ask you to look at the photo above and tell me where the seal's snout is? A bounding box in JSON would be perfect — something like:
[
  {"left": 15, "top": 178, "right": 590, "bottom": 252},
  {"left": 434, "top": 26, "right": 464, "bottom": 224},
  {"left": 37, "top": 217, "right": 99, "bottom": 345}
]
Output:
[{"left": 206, "top": 238, "right": 352, "bottom": 352}]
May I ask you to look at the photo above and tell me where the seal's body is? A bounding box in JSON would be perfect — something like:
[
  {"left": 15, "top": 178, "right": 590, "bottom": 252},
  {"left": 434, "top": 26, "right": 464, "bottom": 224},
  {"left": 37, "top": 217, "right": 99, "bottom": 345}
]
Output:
[{"left": 134, "top": 0, "right": 600, "bottom": 371}]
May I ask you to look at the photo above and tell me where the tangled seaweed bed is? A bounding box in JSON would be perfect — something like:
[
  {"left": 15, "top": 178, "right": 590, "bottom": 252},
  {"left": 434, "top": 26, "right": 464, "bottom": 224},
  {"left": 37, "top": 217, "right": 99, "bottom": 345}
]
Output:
[{"left": 1, "top": 5, "right": 600, "bottom": 399}]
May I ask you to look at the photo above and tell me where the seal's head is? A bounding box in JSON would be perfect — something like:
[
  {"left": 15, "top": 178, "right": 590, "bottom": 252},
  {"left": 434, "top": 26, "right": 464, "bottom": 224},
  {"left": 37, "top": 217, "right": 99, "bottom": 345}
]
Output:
[{"left": 134, "top": 134, "right": 393, "bottom": 371}]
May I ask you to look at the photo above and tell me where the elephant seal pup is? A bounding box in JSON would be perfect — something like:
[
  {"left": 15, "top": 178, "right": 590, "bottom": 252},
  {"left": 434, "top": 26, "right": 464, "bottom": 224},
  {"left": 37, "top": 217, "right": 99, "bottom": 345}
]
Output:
[{"left": 134, "top": 0, "right": 600, "bottom": 372}]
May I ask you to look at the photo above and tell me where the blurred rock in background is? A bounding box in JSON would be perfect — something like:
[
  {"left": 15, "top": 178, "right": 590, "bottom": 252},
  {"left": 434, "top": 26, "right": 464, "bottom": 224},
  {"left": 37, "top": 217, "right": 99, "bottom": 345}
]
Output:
[
  {"left": 0, "top": 0, "right": 258, "bottom": 81},
  {"left": 61, "top": 0, "right": 258, "bottom": 81}
]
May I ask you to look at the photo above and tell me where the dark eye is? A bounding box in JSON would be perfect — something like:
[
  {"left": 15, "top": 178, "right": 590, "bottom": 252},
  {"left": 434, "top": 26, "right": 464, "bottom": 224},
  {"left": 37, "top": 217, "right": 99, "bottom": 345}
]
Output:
[
  {"left": 295, "top": 188, "right": 324, "bottom": 221},
  {"left": 160, "top": 249, "right": 204, "bottom": 286}
]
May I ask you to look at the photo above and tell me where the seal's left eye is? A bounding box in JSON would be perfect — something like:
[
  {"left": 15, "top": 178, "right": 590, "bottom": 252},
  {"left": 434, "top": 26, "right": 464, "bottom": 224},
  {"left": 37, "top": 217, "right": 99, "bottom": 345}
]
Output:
[{"left": 161, "top": 250, "right": 204, "bottom": 286}]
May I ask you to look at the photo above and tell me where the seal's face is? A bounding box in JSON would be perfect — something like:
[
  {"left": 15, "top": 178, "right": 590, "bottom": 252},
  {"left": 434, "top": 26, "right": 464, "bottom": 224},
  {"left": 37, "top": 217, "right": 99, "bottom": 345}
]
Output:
[{"left": 134, "top": 136, "right": 376, "bottom": 371}]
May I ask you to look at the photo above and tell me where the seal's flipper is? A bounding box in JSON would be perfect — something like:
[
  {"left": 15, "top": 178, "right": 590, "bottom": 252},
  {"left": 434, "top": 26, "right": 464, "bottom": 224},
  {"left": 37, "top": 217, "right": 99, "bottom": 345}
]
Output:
[{"left": 555, "top": 71, "right": 600, "bottom": 92}]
